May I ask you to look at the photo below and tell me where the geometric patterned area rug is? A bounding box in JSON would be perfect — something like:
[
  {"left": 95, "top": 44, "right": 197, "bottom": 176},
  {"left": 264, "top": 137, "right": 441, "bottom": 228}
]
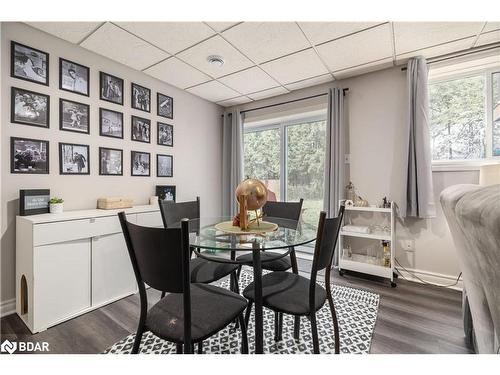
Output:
[{"left": 105, "top": 268, "right": 379, "bottom": 354}]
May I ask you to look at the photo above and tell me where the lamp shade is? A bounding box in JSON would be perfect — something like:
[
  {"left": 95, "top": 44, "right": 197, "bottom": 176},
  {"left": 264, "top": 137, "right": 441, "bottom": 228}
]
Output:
[{"left": 479, "top": 164, "right": 500, "bottom": 185}]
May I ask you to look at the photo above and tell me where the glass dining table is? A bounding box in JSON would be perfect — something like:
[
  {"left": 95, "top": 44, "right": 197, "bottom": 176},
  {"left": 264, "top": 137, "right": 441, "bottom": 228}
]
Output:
[{"left": 188, "top": 216, "right": 318, "bottom": 354}]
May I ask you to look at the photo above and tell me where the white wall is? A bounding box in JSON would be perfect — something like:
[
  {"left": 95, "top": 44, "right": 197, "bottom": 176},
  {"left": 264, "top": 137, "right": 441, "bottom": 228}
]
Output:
[
  {"left": 1, "top": 22, "right": 224, "bottom": 308},
  {"left": 237, "top": 66, "right": 472, "bottom": 286}
]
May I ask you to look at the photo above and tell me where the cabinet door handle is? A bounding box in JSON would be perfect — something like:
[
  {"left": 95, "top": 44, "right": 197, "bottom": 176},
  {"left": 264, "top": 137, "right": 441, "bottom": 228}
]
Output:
[{"left": 90, "top": 218, "right": 96, "bottom": 224}]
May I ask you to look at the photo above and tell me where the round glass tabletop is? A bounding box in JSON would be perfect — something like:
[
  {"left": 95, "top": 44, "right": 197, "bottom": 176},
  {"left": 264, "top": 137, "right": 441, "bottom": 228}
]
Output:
[{"left": 188, "top": 216, "right": 317, "bottom": 251}]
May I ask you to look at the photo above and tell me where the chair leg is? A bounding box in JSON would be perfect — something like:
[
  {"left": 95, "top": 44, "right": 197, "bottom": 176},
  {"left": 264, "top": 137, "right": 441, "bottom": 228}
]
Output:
[
  {"left": 327, "top": 294, "right": 340, "bottom": 354},
  {"left": 310, "top": 313, "right": 320, "bottom": 354},
  {"left": 197, "top": 341, "right": 203, "bottom": 354},
  {"left": 244, "top": 301, "right": 253, "bottom": 328},
  {"left": 278, "top": 313, "right": 283, "bottom": 341},
  {"left": 231, "top": 272, "right": 240, "bottom": 329},
  {"left": 238, "top": 313, "right": 249, "bottom": 354},
  {"left": 131, "top": 323, "right": 145, "bottom": 354},
  {"left": 176, "top": 343, "right": 183, "bottom": 354},
  {"left": 293, "top": 316, "right": 301, "bottom": 340},
  {"left": 274, "top": 311, "right": 279, "bottom": 341}
]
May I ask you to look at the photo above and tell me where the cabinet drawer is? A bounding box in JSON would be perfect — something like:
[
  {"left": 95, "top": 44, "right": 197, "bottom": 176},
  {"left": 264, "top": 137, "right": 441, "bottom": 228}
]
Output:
[{"left": 33, "top": 214, "right": 136, "bottom": 246}]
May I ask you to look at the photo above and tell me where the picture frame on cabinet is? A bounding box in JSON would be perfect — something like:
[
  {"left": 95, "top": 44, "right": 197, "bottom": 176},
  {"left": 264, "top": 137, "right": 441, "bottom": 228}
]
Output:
[
  {"left": 19, "top": 189, "right": 51, "bottom": 216},
  {"left": 156, "top": 185, "right": 176, "bottom": 202},
  {"left": 11, "top": 87, "right": 50, "bottom": 128},
  {"left": 11, "top": 41, "right": 49, "bottom": 86}
]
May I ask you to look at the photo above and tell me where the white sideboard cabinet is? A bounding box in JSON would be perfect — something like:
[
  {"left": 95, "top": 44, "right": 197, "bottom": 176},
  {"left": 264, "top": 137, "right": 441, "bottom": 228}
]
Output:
[{"left": 16, "top": 205, "right": 163, "bottom": 333}]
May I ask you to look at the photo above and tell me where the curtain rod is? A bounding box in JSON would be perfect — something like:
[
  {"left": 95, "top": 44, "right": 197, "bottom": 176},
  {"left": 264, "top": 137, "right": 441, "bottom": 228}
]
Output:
[
  {"left": 239, "top": 88, "right": 349, "bottom": 115},
  {"left": 400, "top": 42, "right": 500, "bottom": 71}
]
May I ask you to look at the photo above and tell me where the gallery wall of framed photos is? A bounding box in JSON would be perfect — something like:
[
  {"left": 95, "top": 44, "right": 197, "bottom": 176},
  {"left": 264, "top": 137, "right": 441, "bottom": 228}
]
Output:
[{"left": 1, "top": 22, "right": 225, "bottom": 306}]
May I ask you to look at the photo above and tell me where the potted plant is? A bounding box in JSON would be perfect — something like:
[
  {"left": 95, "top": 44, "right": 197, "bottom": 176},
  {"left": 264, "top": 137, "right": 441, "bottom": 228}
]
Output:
[{"left": 49, "top": 197, "right": 64, "bottom": 214}]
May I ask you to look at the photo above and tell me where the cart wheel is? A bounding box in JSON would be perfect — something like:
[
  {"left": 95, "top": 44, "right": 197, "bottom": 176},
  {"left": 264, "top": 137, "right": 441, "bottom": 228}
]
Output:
[
  {"left": 339, "top": 269, "right": 345, "bottom": 277},
  {"left": 391, "top": 281, "right": 397, "bottom": 288}
]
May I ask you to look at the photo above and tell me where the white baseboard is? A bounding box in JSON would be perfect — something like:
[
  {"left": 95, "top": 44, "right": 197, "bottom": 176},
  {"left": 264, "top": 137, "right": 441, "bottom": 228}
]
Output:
[
  {"left": 0, "top": 298, "right": 16, "bottom": 318},
  {"left": 395, "top": 267, "right": 463, "bottom": 291}
]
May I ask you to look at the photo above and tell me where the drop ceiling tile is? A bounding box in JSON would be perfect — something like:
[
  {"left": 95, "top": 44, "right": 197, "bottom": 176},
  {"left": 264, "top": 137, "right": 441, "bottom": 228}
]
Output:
[
  {"left": 393, "top": 22, "right": 484, "bottom": 55},
  {"left": 177, "top": 35, "right": 253, "bottom": 78},
  {"left": 333, "top": 58, "right": 394, "bottom": 79},
  {"left": 483, "top": 22, "right": 500, "bottom": 33},
  {"left": 81, "top": 22, "right": 169, "bottom": 71},
  {"left": 26, "top": 22, "right": 103, "bottom": 44},
  {"left": 186, "top": 80, "right": 240, "bottom": 102},
  {"left": 261, "top": 48, "right": 329, "bottom": 85},
  {"left": 217, "top": 96, "right": 253, "bottom": 107},
  {"left": 396, "top": 37, "right": 476, "bottom": 64},
  {"left": 115, "top": 22, "right": 215, "bottom": 54},
  {"left": 316, "top": 24, "right": 393, "bottom": 72},
  {"left": 218, "top": 67, "right": 280, "bottom": 94},
  {"left": 144, "top": 57, "right": 211, "bottom": 89},
  {"left": 475, "top": 30, "right": 500, "bottom": 47},
  {"left": 247, "top": 87, "right": 289, "bottom": 101},
  {"left": 222, "top": 22, "right": 310, "bottom": 64},
  {"left": 206, "top": 22, "right": 240, "bottom": 32},
  {"left": 298, "top": 22, "right": 384, "bottom": 45},
  {"left": 285, "top": 74, "right": 334, "bottom": 91}
]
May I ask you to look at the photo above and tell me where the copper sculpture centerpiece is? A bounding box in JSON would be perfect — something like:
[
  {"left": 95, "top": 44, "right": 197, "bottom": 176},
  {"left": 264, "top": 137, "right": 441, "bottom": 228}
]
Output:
[{"left": 233, "top": 178, "right": 267, "bottom": 230}]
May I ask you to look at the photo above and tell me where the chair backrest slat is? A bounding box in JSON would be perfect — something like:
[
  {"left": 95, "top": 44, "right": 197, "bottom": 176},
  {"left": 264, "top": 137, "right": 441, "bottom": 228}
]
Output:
[
  {"left": 262, "top": 198, "right": 303, "bottom": 221},
  {"left": 159, "top": 197, "right": 200, "bottom": 228}
]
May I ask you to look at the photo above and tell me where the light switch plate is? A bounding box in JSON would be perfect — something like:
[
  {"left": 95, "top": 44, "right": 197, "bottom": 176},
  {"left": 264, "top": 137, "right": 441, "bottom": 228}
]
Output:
[{"left": 344, "top": 154, "right": 351, "bottom": 164}]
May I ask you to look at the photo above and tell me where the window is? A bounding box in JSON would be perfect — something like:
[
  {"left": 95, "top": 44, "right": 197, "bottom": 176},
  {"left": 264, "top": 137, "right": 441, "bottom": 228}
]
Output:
[
  {"left": 429, "top": 69, "right": 500, "bottom": 162},
  {"left": 244, "top": 115, "right": 327, "bottom": 228}
]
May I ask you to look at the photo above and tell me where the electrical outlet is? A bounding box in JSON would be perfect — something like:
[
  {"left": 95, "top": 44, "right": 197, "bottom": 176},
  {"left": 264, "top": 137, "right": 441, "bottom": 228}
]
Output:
[{"left": 403, "top": 239, "right": 414, "bottom": 252}]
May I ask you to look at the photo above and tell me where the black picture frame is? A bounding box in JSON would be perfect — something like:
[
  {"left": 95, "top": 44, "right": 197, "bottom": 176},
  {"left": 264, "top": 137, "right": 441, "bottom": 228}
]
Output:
[
  {"left": 131, "top": 82, "right": 151, "bottom": 113},
  {"left": 131, "top": 151, "right": 151, "bottom": 177},
  {"left": 99, "top": 108, "right": 124, "bottom": 139},
  {"left": 11, "top": 86, "right": 50, "bottom": 128},
  {"left": 11, "top": 137, "right": 50, "bottom": 174},
  {"left": 156, "top": 185, "right": 176, "bottom": 202},
  {"left": 131, "top": 115, "right": 151, "bottom": 143},
  {"left": 59, "top": 57, "right": 90, "bottom": 97},
  {"left": 100, "top": 71, "right": 124, "bottom": 105},
  {"left": 99, "top": 147, "right": 123, "bottom": 176},
  {"left": 59, "top": 98, "right": 90, "bottom": 134},
  {"left": 157, "top": 92, "right": 173, "bottom": 119},
  {"left": 19, "top": 189, "right": 50, "bottom": 216},
  {"left": 156, "top": 154, "right": 173, "bottom": 177},
  {"left": 11, "top": 41, "right": 49, "bottom": 86},
  {"left": 157, "top": 122, "right": 173, "bottom": 147},
  {"left": 59, "top": 142, "right": 90, "bottom": 175}
]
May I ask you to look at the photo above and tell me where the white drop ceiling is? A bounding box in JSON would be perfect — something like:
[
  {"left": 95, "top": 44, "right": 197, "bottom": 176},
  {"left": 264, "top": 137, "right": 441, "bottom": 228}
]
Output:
[{"left": 26, "top": 21, "right": 500, "bottom": 107}]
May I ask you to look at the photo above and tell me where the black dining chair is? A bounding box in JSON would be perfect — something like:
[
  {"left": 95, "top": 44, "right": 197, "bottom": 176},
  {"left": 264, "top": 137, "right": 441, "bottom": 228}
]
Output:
[
  {"left": 242, "top": 206, "right": 345, "bottom": 354},
  {"left": 118, "top": 212, "right": 248, "bottom": 354},
  {"left": 158, "top": 197, "right": 240, "bottom": 299},
  {"left": 235, "top": 199, "right": 303, "bottom": 340}
]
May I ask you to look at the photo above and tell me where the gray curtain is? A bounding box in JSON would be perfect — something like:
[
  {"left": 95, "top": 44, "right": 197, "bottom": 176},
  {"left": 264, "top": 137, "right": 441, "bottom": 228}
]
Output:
[
  {"left": 324, "top": 87, "right": 346, "bottom": 220},
  {"left": 404, "top": 57, "right": 436, "bottom": 218},
  {"left": 222, "top": 109, "right": 244, "bottom": 217}
]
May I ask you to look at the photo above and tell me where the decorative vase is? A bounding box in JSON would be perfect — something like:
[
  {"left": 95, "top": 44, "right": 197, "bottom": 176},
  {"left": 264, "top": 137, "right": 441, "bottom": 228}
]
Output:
[{"left": 50, "top": 203, "right": 64, "bottom": 214}]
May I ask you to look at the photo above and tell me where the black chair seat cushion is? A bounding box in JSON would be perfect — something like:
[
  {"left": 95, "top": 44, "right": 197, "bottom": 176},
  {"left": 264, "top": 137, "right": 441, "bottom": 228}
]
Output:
[
  {"left": 243, "top": 272, "right": 327, "bottom": 316},
  {"left": 236, "top": 251, "right": 292, "bottom": 272},
  {"left": 190, "top": 257, "right": 239, "bottom": 283},
  {"left": 147, "top": 283, "right": 247, "bottom": 343}
]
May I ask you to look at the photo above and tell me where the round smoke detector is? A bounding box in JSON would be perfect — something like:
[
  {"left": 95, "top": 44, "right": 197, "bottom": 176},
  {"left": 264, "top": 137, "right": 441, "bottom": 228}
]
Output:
[{"left": 207, "top": 55, "right": 225, "bottom": 67}]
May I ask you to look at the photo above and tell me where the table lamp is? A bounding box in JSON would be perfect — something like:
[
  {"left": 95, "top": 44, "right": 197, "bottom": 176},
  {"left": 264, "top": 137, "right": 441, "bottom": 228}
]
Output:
[{"left": 479, "top": 164, "right": 500, "bottom": 185}]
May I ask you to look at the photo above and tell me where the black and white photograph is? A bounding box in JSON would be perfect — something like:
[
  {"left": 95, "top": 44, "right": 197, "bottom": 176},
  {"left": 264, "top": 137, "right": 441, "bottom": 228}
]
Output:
[
  {"left": 131, "top": 116, "right": 151, "bottom": 143},
  {"left": 11, "top": 87, "right": 50, "bottom": 128},
  {"left": 99, "top": 147, "right": 123, "bottom": 176},
  {"left": 59, "top": 58, "right": 89, "bottom": 96},
  {"left": 157, "top": 92, "right": 173, "bottom": 119},
  {"left": 11, "top": 137, "right": 49, "bottom": 174},
  {"left": 100, "top": 108, "right": 123, "bottom": 139},
  {"left": 60, "top": 98, "right": 90, "bottom": 134},
  {"left": 59, "top": 143, "right": 89, "bottom": 175},
  {"left": 100, "top": 72, "right": 124, "bottom": 105},
  {"left": 11, "top": 41, "right": 49, "bottom": 85},
  {"left": 157, "top": 122, "right": 173, "bottom": 146},
  {"left": 131, "top": 151, "right": 150, "bottom": 176},
  {"left": 155, "top": 185, "right": 176, "bottom": 202},
  {"left": 131, "top": 83, "right": 151, "bottom": 112},
  {"left": 157, "top": 154, "right": 173, "bottom": 177}
]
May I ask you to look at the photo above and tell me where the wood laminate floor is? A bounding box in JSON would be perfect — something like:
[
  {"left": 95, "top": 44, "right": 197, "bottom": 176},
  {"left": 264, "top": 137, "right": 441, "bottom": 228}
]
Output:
[{"left": 0, "top": 259, "right": 473, "bottom": 354}]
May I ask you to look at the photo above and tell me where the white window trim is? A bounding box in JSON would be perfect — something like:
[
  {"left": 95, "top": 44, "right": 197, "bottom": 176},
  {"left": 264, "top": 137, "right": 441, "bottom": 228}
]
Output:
[{"left": 429, "top": 67, "right": 500, "bottom": 172}]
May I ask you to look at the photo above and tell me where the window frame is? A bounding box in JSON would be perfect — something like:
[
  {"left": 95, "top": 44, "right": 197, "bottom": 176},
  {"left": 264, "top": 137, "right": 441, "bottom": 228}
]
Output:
[
  {"left": 243, "top": 113, "right": 327, "bottom": 201},
  {"left": 429, "top": 66, "right": 500, "bottom": 171}
]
